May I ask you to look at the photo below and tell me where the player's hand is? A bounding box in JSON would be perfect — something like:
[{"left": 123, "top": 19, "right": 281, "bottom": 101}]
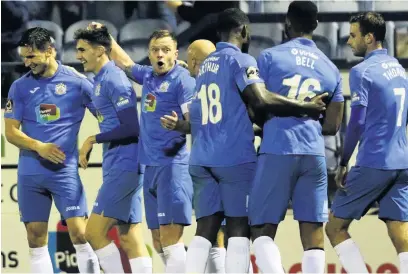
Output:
[
  {"left": 79, "top": 136, "right": 95, "bottom": 169},
  {"left": 176, "top": 60, "right": 188, "bottom": 69},
  {"left": 303, "top": 93, "right": 328, "bottom": 119},
  {"left": 160, "top": 111, "right": 178, "bottom": 130},
  {"left": 87, "top": 21, "right": 104, "bottom": 30},
  {"left": 35, "top": 142, "right": 66, "bottom": 164},
  {"left": 335, "top": 166, "right": 348, "bottom": 190}
]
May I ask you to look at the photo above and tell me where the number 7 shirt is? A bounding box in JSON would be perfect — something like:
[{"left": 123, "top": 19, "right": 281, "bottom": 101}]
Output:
[
  {"left": 349, "top": 49, "right": 408, "bottom": 170},
  {"left": 257, "top": 37, "right": 344, "bottom": 156},
  {"left": 189, "top": 42, "right": 264, "bottom": 167}
]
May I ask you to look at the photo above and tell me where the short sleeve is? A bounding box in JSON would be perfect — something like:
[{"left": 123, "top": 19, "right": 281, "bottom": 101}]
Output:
[
  {"left": 4, "top": 82, "right": 24, "bottom": 121},
  {"left": 177, "top": 75, "right": 196, "bottom": 114},
  {"left": 233, "top": 53, "right": 264, "bottom": 92},
  {"left": 331, "top": 74, "right": 345, "bottom": 103},
  {"left": 350, "top": 67, "right": 369, "bottom": 107},
  {"left": 257, "top": 50, "right": 270, "bottom": 82},
  {"left": 131, "top": 64, "right": 152, "bottom": 85},
  {"left": 109, "top": 74, "right": 137, "bottom": 112},
  {"left": 81, "top": 78, "right": 97, "bottom": 116}
]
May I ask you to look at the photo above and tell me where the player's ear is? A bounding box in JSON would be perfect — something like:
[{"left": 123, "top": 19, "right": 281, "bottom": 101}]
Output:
[
  {"left": 365, "top": 32, "right": 374, "bottom": 45},
  {"left": 241, "top": 25, "right": 249, "bottom": 40}
]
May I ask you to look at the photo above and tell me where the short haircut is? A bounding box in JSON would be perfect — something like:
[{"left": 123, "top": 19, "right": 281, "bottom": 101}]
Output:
[
  {"left": 216, "top": 8, "right": 250, "bottom": 34},
  {"left": 18, "top": 27, "right": 52, "bottom": 51},
  {"left": 287, "top": 1, "right": 318, "bottom": 33},
  {"left": 74, "top": 26, "right": 112, "bottom": 52},
  {"left": 350, "top": 12, "right": 386, "bottom": 42},
  {"left": 149, "top": 30, "right": 177, "bottom": 46}
]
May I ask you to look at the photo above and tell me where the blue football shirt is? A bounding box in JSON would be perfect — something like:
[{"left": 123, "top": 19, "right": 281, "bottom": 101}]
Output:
[
  {"left": 257, "top": 38, "right": 344, "bottom": 156},
  {"left": 131, "top": 63, "right": 195, "bottom": 166},
  {"left": 349, "top": 49, "right": 408, "bottom": 169},
  {"left": 4, "top": 62, "right": 94, "bottom": 174},
  {"left": 87, "top": 61, "right": 139, "bottom": 173},
  {"left": 189, "top": 42, "right": 264, "bottom": 167}
]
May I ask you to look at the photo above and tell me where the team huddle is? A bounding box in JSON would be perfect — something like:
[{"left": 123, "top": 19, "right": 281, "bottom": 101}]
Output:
[{"left": 4, "top": 1, "right": 408, "bottom": 274}]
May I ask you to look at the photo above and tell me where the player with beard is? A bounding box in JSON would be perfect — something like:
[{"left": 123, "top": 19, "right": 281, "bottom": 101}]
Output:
[
  {"left": 325, "top": 12, "right": 408, "bottom": 273},
  {"left": 174, "top": 8, "right": 328, "bottom": 273},
  {"left": 3, "top": 27, "right": 100, "bottom": 273},
  {"left": 89, "top": 23, "right": 195, "bottom": 273}
]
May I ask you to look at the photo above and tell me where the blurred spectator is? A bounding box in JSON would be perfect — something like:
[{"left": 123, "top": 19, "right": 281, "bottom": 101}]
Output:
[
  {"left": 124, "top": 1, "right": 177, "bottom": 31},
  {"left": 165, "top": 1, "right": 240, "bottom": 44},
  {"left": 2, "top": 1, "right": 52, "bottom": 61},
  {"left": 57, "top": 2, "right": 85, "bottom": 30}
]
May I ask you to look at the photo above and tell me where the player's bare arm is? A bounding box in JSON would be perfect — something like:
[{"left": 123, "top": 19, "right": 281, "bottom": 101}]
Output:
[
  {"left": 242, "top": 82, "right": 327, "bottom": 119},
  {"left": 160, "top": 111, "right": 191, "bottom": 134},
  {"left": 321, "top": 101, "right": 344, "bottom": 135},
  {"left": 79, "top": 135, "right": 96, "bottom": 169},
  {"left": 5, "top": 118, "right": 66, "bottom": 164}
]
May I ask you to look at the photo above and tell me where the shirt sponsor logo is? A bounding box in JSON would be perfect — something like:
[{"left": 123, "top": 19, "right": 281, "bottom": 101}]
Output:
[
  {"left": 116, "top": 96, "right": 130, "bottom": 107},
  {"left": 36, "top": 104, "right": 61, "bottom": 124},
  {"left": 142, "top": 93, "right": 157, "bottom": 112}
]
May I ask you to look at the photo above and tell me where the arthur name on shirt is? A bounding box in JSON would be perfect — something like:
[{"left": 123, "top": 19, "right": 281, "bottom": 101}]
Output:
[
  {"left": 198, "top": 56, "right": 220, "bottom": 77},
  {"left": 292, "top": 48, "right": 319, "bottom": 70},
  {"left": 381, "top": 62, "right": 407, "bottom": 81}
]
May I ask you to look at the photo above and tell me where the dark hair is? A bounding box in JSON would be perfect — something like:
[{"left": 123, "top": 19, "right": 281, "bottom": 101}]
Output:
[
  {"left": 74, "top": 26, "right": 112, "bottom": 52},
  {"left": 18, "top": 27, "right": 52, "bottom": 51},
  {"left": 217, "top": 8, "right": 250, "bottom": 34},
  {"left": 287, "top": 1, "right": 318, "bottom": 33},
  {"left": 149, "top": 30, "right": 177, "bottom": 45},
  {"left": 350, "top": 12, "right": 386, "bottom": 42}
]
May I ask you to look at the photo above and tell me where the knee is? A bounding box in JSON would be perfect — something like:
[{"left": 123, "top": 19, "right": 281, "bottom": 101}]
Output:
[
  {"left": 325, "top": 222, "right": 343, "bottom": 240},
  {"left": 26, "top": 225, "right": 48, "bottom": 248},
  {"left": 160, "top": 224, "right": 183, "bottom": 247},
  {"left": 84, "top": 225, "right": 100, "bottom": 246},
  {"left": 68, "top": 226, "right": 87, "bottom": 245}
]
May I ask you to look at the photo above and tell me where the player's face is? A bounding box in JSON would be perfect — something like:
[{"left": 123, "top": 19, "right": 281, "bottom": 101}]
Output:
[
  {"left": 187, "top": 51, "right": 199, "bottom": 77},
  {"left": 347, "top": 23, "right": 367, "bottom": 57},
  {"left": 20, "top": 45, "right": 53, "bottom": 76},
  {"left": 241, "top": 25, "right": 251, "bottom": 54},
  {"left": 148, "top": 37, "right": 178, "bottom": 75},
  {"left": 76, "top": 39, "right": 99, "bottom": 73}
]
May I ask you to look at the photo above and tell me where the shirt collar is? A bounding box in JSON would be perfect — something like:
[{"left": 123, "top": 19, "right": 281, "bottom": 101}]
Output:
[
  {"left": 291, "top": 37, "right": 317, "bottom": 48},
  {"left": 94, "top": 60, "right": 115, "bottom": 80},
  {"left": 152, "top": 62, "right": 179, "bottom": 80},
  {"left": 365, "top": 48, "right": 388, "bottom": 60},
  {"left": 216, "top": 42, "right": 241, "bottom": 52}
]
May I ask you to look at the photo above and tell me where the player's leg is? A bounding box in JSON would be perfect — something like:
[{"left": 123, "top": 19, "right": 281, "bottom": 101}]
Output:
[
  {"left": 215, "top": 162, "right": 256, "bottom": 273},
  {"left": 156, "top": 163, "right": 193, "bottom": 273},
  {"left": 205, "top": 225, "right": 226, "bottom": 274},
  {"left": 187, "top": 165, "right": 224, "bottom": 273},
  {"left": 326, "top": 166, "right": 396, "bottom": 273},
  {"left": 250, "top": 154, "right": 298, "bottom": 274},
  {"left": 143, "top": 166, "right": 166, "bottom": 266},
  {"left": 18, "top": 174, "right": 54, "bottom": 273},
  {"left": 379, "top": 169, "right": 408, "bottom": 272},
  {"left": 84, "top": 170, "right": 146, "bottom": 273},
  {"left": 117, "top": 179, "right": 152, "bottom": 273},
  {"left": 51, "top": 171, "right": 100, "bottom": 273},
  {"left": 293, "top": 156, "right": 328, "bottom": 273}
]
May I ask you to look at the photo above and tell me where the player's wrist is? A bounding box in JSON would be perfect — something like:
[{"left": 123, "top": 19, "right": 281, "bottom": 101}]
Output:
[
  {"left": 32, "top": 140, "right": 43, "bottom": 152},
  {"left": 88, "top": 135, "right": 97, "bottom": 145}
]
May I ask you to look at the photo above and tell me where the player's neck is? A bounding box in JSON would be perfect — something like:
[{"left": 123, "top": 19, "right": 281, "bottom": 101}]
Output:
[
  {"left": 41, "top": 59, "right": 58, "bottom": 78},
  {"left": 93, "top": 56, "right": 110, "bottom": 75},
  {"left": 365, "top": 43, "right": 383, "bottom": 57},
  {"left": 291, "top": 33, "right": 313, "bottom": 40}
]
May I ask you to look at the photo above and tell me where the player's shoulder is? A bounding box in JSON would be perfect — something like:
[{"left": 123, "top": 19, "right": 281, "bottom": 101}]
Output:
[
  {"left": 104, "top": 66, "right": 133, "bottom": 88},
  {"left": 172, "top": 65, "right": 196, "bottom": 83},
  {"left": 350, "top": 59, "right": 373, "bottom": 79},
  {"left": 60, "top": 65, "right": 89, "bottom": 81},
  {"left": 230, "top": 51, "right": 257, "bottom": 68}
]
